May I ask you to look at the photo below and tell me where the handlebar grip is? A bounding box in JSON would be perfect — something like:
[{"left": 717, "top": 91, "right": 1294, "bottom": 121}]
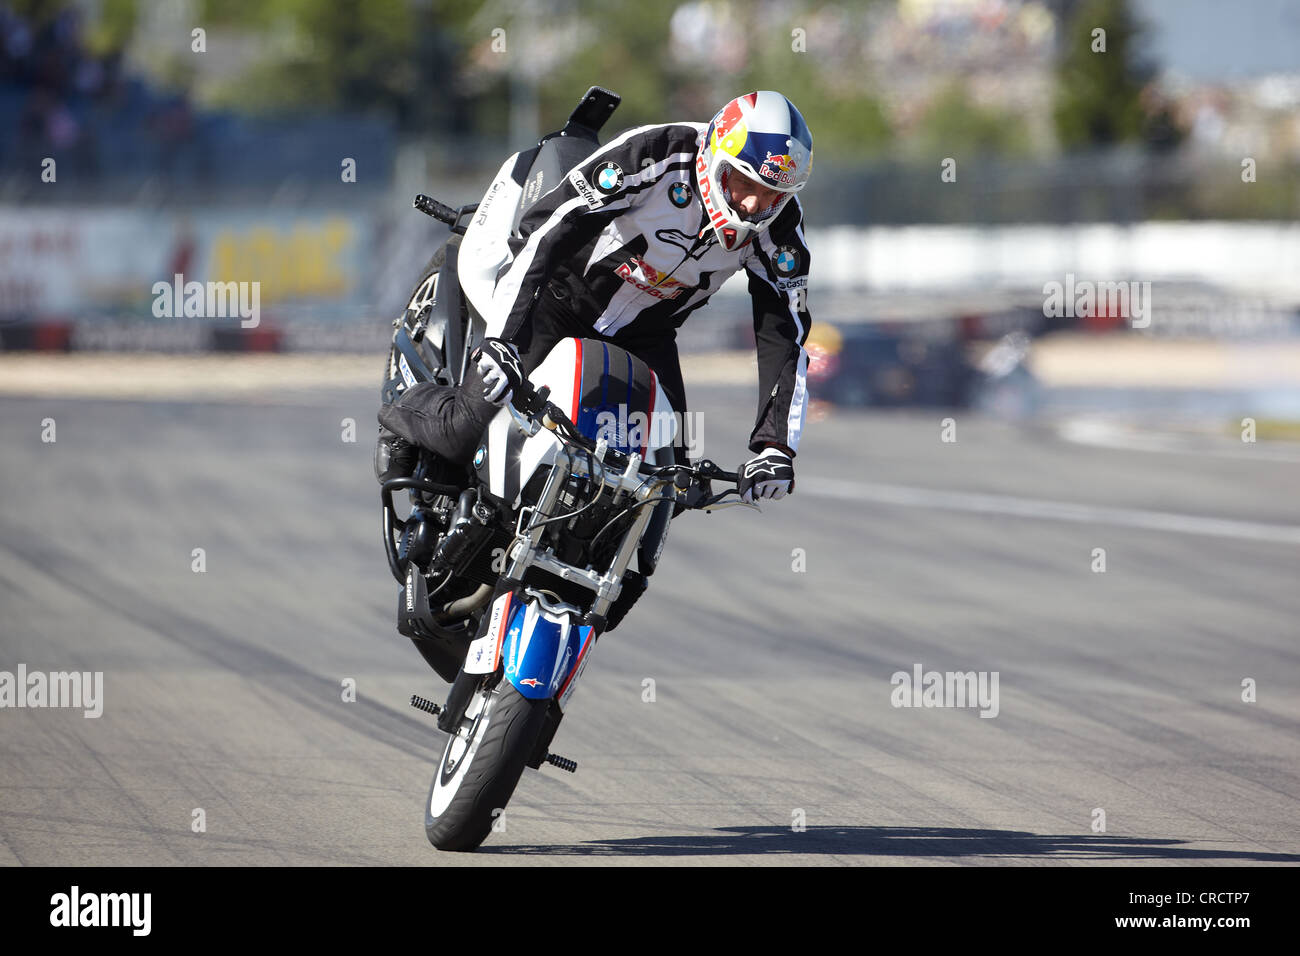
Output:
[
  {"left": 696, "top": 461, "right": 739, "bottom": 484},
  {"left": 413, "top": 194, "right": 460, "bottom": 225},
  {"left": 508, "top": 379, "right": 543, "bottom": 417},
  {"left": 505, "top": 383, "right": 739, "bottom": 490}
]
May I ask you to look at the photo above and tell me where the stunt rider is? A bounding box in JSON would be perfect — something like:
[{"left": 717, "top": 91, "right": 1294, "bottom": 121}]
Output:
[{"left": 379, "top": 90, "right": 815, "bottom": 504}]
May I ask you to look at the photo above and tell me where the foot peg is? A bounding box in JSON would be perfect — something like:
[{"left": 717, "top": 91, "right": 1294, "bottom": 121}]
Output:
[
  {"left": 544, "top": 752, "right": 577, "bottom": 773},
  {"left": 410, "top": 694, "right": 444, "bottom": 717}
]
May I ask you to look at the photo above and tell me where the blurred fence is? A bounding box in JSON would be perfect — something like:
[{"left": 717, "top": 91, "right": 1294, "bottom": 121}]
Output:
[
  {"left": 803, "top": 150, "right": 1300, "bottom": 225},
  {"left": 0, "top": 112, "right": 395, "bottom": 205},
  {"left": 5, "top": 111, "right": 1300, "bottom": 352},
  {"left": 10, "top": 136, "right": 1299, "bottom": 224}
]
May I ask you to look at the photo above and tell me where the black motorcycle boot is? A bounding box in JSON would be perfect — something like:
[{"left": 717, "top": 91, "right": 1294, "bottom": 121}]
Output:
[{"left": 374, "top": 425, "right": 418, "bottom": 484}]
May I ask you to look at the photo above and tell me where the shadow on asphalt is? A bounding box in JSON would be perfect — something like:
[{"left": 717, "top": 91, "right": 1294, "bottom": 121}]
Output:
[{"left": 476, "top": 826, "right": 1300, "bottom": 862}]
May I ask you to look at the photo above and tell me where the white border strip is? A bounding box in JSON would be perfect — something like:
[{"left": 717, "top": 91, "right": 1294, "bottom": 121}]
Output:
[{"left": 799, "top": 477, "right": 1300, "bottom": 545}]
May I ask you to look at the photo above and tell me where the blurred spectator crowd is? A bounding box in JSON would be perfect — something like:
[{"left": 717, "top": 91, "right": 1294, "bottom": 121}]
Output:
[
  {"left": 1, "top": 6, "right": 200, "bottom": 181},
  {"left": 0, "top": 5, "right": 392, "bottom": 197}
]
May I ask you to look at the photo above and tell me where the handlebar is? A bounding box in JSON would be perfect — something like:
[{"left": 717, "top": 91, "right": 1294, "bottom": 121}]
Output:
[
  {"left": 507, "top": 378, "right": 744, "bottom": 511},
  {"left": 413, "top": 194, "right": 479, "bottom": 236},
  {"left": 413, "top": 194, "right": 458, "bottom": 223}
]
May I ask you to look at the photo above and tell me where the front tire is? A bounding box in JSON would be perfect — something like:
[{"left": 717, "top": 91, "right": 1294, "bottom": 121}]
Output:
[{"left": 425, "top": 677, "right": 549, "bottom": 852}]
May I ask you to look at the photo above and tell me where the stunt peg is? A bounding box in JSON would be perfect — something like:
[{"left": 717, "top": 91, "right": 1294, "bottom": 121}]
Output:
[
  {"left": 410, "top": 694, "right": 444, "bottom": 717},
  {"left": 544, "top": 752, "right": 577, "bottom": 773}
]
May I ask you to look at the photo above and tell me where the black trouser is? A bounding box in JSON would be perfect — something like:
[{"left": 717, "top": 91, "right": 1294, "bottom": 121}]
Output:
[{"left": 378, "top": 282, "right": 690, "bottom": 466}]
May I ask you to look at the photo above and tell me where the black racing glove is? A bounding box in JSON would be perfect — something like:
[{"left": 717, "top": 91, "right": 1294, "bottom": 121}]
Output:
[
  {"left": 471, "top": 338, "right": 525, "bottom": 406},
  {"left": 738, "top": 447, "right": 795, "bottom": 503}
]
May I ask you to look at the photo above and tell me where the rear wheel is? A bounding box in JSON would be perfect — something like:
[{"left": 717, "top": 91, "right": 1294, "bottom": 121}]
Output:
[
  {"left": 405, "top": 242, "right": 448, "bottom": 318},
  {"left": 425, "top": 676, "right": 549, "bottom": 852},
  {"left": 383, "top": 239, "right": 453, "bottom": 401}
]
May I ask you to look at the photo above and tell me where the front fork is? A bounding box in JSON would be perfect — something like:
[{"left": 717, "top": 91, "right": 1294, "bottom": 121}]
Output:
[
  {"left": 436, "top": 447, "right": 664, "bottom": 734},
  {"left": 437, "top": 667, "right": 484, "bottom": 735}
]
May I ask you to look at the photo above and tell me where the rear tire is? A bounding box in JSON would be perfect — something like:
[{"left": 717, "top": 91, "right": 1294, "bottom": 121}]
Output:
[
  {"left": 425, "top": 677, "right": 549, "bottom": 852},
  {"left": 405, "top": 239, "right": 451, "bottom": 317}
]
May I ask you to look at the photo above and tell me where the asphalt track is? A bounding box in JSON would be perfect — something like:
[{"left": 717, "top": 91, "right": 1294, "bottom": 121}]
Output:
[{"left": 1, "top": 380, "right": 1297, "bottom": 865}]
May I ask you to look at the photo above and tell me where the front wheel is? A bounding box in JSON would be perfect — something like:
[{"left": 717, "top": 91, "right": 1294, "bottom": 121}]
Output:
[{"left": 425, "top": 676, "right": 549, "bottom": 852}]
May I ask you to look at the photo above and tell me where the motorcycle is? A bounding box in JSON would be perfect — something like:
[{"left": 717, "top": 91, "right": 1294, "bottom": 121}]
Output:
[{"left": 376, "top": 87, "right": 756, "bottom": 851}]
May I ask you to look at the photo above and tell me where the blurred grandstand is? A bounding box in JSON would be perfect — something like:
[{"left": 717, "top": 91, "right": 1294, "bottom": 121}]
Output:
[
  {"left": 0, "top": 5, "right": 395, "bottom": 200},
  {"left": 1, "top": 0, "right": 1298, "bottom": 424}
]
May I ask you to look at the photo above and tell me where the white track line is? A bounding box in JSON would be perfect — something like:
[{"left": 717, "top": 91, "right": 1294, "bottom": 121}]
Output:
[
  {"left": 799, "top": 477, "right": 1300, "bottom": 545},
  {"left": 1058, "top": 418, "right": 1300, "bottom": 464}
]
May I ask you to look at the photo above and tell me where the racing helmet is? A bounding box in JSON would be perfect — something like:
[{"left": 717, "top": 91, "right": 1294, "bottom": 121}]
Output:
[{"left": 696, "top": 91, "right": 813, "bottom": 251}]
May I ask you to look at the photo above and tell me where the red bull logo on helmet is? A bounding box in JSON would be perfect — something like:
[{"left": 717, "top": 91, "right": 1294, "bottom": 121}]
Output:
[
  {"left": 713, "top": 95, "right": 755, "bottom": 139},
  {"left": 759, "top": 150, "right": 798, "bottom": 186},
  {"left": 710, "top": 95, "right": 754, "bottom": 157}
]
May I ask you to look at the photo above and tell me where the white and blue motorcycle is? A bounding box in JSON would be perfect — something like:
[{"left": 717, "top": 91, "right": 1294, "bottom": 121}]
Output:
[{"left": 376, "top": 88, "right": 753, "bottom": 851}]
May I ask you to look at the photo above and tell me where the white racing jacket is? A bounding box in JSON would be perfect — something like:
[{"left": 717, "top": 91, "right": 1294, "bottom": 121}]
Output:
[{"left": 463, "top": 122, "right": 813, "bottom": 455}]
